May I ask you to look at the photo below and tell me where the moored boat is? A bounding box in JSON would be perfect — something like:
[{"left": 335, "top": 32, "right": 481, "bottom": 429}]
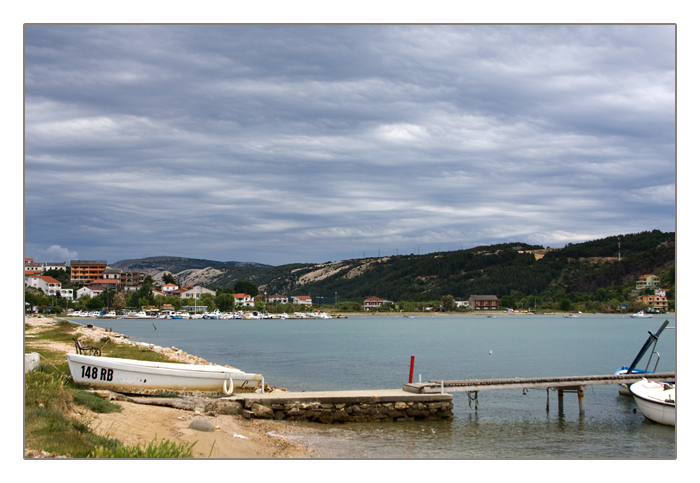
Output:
[
  {"left": 630, "top": 378, "right": 676, "bottom": 426},
  {"left": 66, "top": 353, "right": 262, "bottom": 396},
  {"left": 630, "top": 311, "right": 653, "bottom": 319}
]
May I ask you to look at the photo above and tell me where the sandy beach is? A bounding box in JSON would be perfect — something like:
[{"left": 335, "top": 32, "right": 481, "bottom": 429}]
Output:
[{"left": 24, "top": 316, "right": 314, "bottom": 458}]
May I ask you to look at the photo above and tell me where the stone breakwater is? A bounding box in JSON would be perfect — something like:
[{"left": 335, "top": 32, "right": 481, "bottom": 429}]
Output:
[
  {"left": 245, "top": 399, "right": 454, "bottom": 423},
  {"left": 237, "top": 390, "right": 454, "bottom": 424},
  {"left": 120, "top": 392, "right": 454, "bottom": 424}
]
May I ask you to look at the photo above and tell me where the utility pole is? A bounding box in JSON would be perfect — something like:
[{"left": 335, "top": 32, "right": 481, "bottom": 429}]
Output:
[{"left": 618, "top": 235, "right": 621, "bottom": 262}]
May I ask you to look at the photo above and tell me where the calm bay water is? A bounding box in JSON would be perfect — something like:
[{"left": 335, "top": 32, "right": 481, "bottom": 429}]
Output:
[{"left": 72, "top": 313, "right": 677, "bottom": 459}]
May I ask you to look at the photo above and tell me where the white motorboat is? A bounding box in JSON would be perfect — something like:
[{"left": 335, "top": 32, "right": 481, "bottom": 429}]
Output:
[
  {"left": 66, "top": 353, "right": 263, "bottom": 396},
  {"left": 125, "top": 311, "right": 156, "bottom": 319},
  {"left": 630, "top": 311, "right": 653, "bottom": 319},
  {"left": 312, "top": 311, "right": 332, "bottom": 319},
  {"left": 630, "top": 378, "right": 676, "bottom": 426},
  {"left": 160, "top": 311, "right": 191, "bottom": 319}
]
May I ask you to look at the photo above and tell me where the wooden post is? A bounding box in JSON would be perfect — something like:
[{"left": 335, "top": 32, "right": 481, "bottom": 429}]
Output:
[
  {"left": 577, "top": 386, "right": 585, "bottom": 416},
  {"left": 558, "top": 389, "right": 564, "bottom": 415}
]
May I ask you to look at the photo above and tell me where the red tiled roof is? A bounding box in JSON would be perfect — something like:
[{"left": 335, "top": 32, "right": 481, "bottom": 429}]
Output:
[
  {"left": 33, "top": 275, "right": 61, "bottom": 284},
  {"left": 638, "top": 274, "right": 658, "bottom": 279}
]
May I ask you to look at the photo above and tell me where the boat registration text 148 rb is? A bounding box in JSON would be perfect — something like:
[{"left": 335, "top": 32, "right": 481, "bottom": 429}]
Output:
[{"left": 80, "top": 364, "right": 114, "bottom": 381}]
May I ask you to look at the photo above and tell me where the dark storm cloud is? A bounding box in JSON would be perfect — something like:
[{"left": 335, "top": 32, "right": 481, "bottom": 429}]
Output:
[{"left": 24, "top": 24, "right": 675, "bottom": 265}]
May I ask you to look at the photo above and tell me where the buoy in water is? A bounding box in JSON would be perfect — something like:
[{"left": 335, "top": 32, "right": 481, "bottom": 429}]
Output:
[{"left": 489, "top": 350, "right": 493, "bottom": 355}]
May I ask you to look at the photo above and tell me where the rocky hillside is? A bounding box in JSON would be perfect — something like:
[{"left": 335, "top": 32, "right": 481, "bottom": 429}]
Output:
[
  {"left": 109, "top": 230, "right": 675, "bottom": 302},
  {"left": 109, "top": 256, "right": 269, "bottom": 287}
]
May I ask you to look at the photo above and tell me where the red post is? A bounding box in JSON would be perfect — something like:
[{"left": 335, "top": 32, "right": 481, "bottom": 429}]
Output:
[{"left": 409, "top": 355, "right": 415, "bottom": 383}]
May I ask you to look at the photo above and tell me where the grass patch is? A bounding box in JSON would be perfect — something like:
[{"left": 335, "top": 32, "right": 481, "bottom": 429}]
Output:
[
  {"left": 90, "top": 435, "right": 196, "bottom": 458},
  {"left": 24, "top": 370, "right": 121, "bottom": 457},
  {"left": 31, "top": 319, "right": 82, "bottom": 342},
  {"left": 73, "top": 390, "right": 122, "bottom": 414},
  {"left": 99, "top": 339, "right": 178, "bottom": 363}
]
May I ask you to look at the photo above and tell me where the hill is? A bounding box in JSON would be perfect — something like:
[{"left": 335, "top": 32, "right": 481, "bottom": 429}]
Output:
[
  {"left": 110, "top": 230, "right": 675, "bottom": 304},
  {"left": 109, "top": 256, "right": 271, "bottom": 287}
]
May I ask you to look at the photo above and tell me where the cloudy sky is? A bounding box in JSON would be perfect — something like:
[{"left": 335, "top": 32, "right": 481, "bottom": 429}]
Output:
[{"left": 24, "top": 24, "right": 676, "bottom": 266}]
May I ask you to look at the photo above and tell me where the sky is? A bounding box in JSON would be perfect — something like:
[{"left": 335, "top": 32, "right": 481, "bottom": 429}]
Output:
[{"left": 23, "top": 24, "right": 677, "bottom": 266}]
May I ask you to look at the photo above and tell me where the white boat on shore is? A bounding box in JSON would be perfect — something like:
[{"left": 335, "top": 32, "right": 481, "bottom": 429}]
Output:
[
  {"left": 629, "top": 311, "right": 653, "bottom": 319},
  {"left": 66, "top": 353, "right": 263, "bottom": 396},
  {"left": 630, "top": 378, "right": 676, "bottom": 426}
]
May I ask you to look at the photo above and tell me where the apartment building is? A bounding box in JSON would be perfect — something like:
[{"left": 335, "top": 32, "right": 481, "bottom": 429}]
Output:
[{"left": 69, "top": 260, "right": 108, "bottom": 285}]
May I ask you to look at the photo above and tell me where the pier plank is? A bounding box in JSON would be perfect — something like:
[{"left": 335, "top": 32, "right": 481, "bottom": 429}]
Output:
[{"left": 402, "top": 372, "right": 675, "bottom": 393}]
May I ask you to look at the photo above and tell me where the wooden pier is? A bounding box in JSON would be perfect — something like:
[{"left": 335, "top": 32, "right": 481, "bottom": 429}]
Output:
[
  {"left": 121, "top": 372, "right": 674, "bottom": 423},
  {"left": 403, "top": 371, "right": 675, "bottom": 416}
]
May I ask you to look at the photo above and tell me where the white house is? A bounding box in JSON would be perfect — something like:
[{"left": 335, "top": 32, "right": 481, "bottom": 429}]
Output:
[
  {"left": 234, "top": 293, "right": 255, "bottom": 307},
  {"left": 267, "top": 294, "right": 289, "bottom": 304},
  {"left": 161, "top": 283, "right": 179, "bottom": 294},
  {"left": 25, "top": 275, "right": 62, "bottom": 296},
  {"left": 291, "top": 295, "right": 312, "bottom": 306},
  {"left": 180, "top": 285, "right": 216, "bottom": 300},
  {"left": 77, "top": 285, "right": 103, "bottom": 298}
]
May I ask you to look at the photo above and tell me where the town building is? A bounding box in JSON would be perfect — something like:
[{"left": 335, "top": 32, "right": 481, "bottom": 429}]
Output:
[
  {"left": 70, "top": 260, "right": 108, "bottom": 285},
  {"left": 122, "top": 270, "right": 146, "bottom": 288},
  {"left": 101, "top": 268, "right": 123, "bottom": 288},
  {"left": 363, "top": 296, "right": 392, "bottom": 311},
  {"left": 468, "top": 295, "right": 500, "bottom": 310},
  {"left": 636, "top": 274, "right": 661, "bottom": 290},
  {"left": 291, "top": 295, "right": 313, "bottom": 306},
  {"left": 25, "top": 258, "right": 67, "bottom": 275},
  {"left": 637, "top": 294, "right": 668, "bottom": 313},
  {"left": 180, "top": 285, "right": 216, "bottom": 300},
  {"left": 77, "top": 285, "right": 104, "bottom": 299},
  {"left": 161, "top": 283, "right": 179, "bottom": 294},
  {"left": 25, "top": 275, "right": 63, "bottom": 296},
  {"left": 234, "top": 293, "right": 255, "bottom": 307}
]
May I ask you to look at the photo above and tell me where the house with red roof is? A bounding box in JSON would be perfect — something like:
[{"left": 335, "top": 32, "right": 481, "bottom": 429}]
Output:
[
  {"left": 364, "top": 296, "right": 392, "bottom": 311},
  {"left": 636, "top": 274, "right": 661, "bottom": 290},
  {"left": 25, "top": 275, "right": 62, "bottom": 296},
  {"left": 291, "top": 295, "right": 312, "bottom": 306}
]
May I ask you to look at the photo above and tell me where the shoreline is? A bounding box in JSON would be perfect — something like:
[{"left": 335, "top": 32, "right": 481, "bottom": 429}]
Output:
[{"left": 24, "top": 315, "right": 315, "bottom": 458}]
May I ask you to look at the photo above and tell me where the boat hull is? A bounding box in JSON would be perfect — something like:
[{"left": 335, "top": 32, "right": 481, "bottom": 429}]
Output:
[
  {"left": 630, "top": 379, "right": 676, "bottom": 426},
  {"left": 66, "top": 353, "right": 262, "bottom": 396}
]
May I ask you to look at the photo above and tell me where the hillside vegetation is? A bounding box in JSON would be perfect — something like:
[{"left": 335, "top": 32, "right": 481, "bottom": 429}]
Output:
[{"left": 114, "top": 230, "right": 675, "bottom": 307}]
